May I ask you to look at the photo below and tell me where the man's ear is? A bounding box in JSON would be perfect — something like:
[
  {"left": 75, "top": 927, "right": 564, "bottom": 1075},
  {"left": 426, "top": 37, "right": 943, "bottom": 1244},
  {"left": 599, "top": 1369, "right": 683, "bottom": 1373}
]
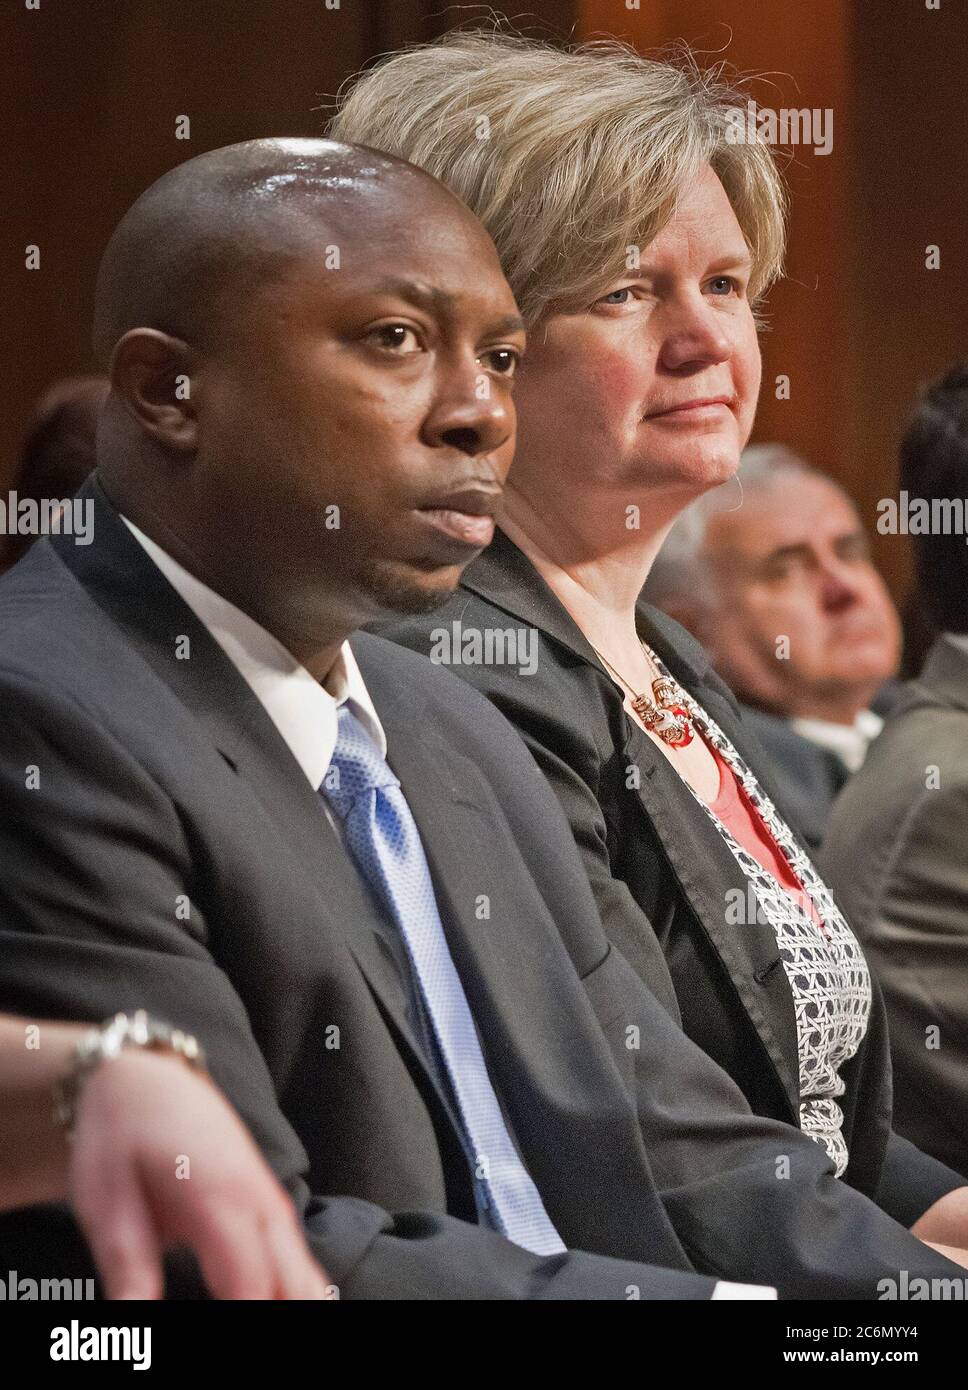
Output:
[{"left": 108, "top": 329, "right": 197, "bottom": 453}]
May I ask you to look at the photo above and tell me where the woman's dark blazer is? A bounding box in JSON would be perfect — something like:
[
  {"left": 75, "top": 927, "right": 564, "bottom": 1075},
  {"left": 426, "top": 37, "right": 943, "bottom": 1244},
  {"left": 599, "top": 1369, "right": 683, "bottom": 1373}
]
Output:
[{"left": 381, "top": 526, "right": 962, "bottom": 1227}]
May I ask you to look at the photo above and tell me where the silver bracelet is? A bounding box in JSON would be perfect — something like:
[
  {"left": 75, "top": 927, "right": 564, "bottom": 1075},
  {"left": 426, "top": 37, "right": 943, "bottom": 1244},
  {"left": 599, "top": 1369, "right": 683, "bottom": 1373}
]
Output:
[{"left": 52, "top": 1010, "right": 207, "bottom": 1136}]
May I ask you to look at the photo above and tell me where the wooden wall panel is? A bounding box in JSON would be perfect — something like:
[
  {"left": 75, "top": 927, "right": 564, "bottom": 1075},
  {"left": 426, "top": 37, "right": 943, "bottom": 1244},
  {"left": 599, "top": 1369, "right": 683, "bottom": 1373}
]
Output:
[
  {"left": 2, "top": 1, "right": 578, "bottom": 489},
  {"left": 18, "top": 0, "right": 961, "bottom": 600}
]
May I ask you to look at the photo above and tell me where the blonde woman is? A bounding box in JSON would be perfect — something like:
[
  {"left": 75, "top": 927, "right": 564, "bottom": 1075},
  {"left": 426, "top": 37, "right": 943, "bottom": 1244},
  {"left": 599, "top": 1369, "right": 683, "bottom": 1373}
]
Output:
[{"left": 332, "top": 30, "right": 968, "bottom": 1250}]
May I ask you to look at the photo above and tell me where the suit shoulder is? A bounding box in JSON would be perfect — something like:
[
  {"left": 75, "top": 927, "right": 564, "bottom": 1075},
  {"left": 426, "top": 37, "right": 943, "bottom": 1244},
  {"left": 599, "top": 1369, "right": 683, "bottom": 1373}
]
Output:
[
  {"left": 351, "top": 629, "right": 527, "bottom": 733},
  {"left": 860, "top": 701, "right": 968, "bottom": 784},
  {"left": 828, "top": 709, "right": 968, "bottom": 867},
  {"left": 0, "top": 543, "right": 113, "bottom": 684},
  {"left": 373, "top": 596, "right": 578, "bottom": 690},
  {"left": 370, "top": 588, "right": 504, "bottom": 652}
]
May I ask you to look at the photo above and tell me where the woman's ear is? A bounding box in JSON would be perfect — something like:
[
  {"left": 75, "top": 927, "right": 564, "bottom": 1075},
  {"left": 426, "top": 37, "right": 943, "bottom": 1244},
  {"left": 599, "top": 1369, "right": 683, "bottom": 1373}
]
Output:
[{"left": 108, "top": 329, "right": 197, "bottom": 453}]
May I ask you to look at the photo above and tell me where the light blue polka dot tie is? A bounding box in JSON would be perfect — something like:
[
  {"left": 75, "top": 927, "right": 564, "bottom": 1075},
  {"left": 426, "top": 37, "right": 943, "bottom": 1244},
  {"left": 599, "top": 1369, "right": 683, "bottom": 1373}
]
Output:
[{"left": 323, "top": 704, "right": 566, "bottom": 1256}]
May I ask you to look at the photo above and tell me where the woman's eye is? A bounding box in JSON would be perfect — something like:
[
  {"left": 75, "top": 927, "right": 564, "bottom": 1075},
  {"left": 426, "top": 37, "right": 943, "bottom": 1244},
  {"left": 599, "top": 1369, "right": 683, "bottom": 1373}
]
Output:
[
  {"left": 598, "top": 287, "right": 633, "bottom": 306},
  {"left": 370, "top": 324, "right": 421, "bottom": 352},
  {"left": 708, "top": 276, "right": 739, "bottom": 296},
  {"left": 763, "top": 559, "right": 795, "bottom": 583},
  {"left": 480, "top": 348, "right": 520, "bottom": 376}
]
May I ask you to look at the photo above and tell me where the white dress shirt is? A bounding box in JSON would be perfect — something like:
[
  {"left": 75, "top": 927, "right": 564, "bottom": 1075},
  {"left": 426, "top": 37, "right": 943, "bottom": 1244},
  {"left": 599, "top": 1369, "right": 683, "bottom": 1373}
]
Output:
[
  {"left": 120, "top": 515, "right": 385, "bottom": 792},
  {"left": 943, "top": 631, "right": 968, "bottom": 662},
  {"left": 120, "top": 514, "right": 776, "bottom": 1299},
  {"left": 790, "top": 709, "right": 883, "bottom": 774}
]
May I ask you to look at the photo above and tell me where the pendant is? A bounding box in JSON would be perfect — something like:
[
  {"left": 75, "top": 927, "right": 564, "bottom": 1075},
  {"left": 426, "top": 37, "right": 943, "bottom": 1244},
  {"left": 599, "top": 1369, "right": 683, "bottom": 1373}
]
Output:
[{"left": 631, "top": 677, "right": 695, "bottom": 748}]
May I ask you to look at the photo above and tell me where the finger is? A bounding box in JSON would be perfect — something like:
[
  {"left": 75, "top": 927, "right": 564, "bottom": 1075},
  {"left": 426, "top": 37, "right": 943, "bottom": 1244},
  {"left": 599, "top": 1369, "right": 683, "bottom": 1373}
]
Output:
[
  {"left": 72, "top": 1150, "right": 165, "bottom": 1300},
  {"left": 263, "top": 1210, "right": 334, "bottom": 1300},
  {"left": 189, "top": 1203, "right": 276, "bottom": 1300}
]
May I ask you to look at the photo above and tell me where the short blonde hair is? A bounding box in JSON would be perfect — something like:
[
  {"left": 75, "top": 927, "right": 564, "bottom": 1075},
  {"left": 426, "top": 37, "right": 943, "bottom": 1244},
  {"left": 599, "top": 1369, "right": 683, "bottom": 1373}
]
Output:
[{"left": 328, "top": 29, "right": 787, "bottom": 324}]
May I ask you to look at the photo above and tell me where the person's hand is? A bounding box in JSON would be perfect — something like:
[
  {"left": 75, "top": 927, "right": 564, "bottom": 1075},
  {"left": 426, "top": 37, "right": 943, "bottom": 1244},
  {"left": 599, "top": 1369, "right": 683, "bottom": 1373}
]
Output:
[
  {"left": 920, "top": 1240, "right": 968, "bottom": 1270},
  {"left": 912, "top": 1186, "right": 968, "bottom": 1254},
  {"left": 68, "top": 1048, "right": 334, "bottom": 1300}
]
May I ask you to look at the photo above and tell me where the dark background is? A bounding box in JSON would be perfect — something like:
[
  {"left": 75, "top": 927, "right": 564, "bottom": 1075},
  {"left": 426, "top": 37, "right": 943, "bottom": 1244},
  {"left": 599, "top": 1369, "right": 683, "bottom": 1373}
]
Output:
[{"left": 6, "top": 0, "right": 966, "bottom": 599}]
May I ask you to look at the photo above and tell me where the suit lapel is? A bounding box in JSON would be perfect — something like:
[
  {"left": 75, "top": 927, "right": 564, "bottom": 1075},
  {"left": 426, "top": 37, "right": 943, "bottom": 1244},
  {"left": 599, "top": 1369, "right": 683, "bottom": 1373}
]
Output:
[
  {"left": 367, "top": 680, "right": 685, "bottom": 1254},
  {"left": 912, "top": 636, "right": 968, "bottom": 714},
  {"left": 459, "top": 528, "right": 802, "bottom": 1114},
  {"left": 461, "top": 526, "right": 606, "bottom": 666},
  {"left": 50, "top": 477, "right": 461, "bottom": 1129},
  {"left": 623, "top": 719, "right": 800, "bottom": 1111},
  {"left": 616, "top": 630, "right": 802, "bottom": 1116}
]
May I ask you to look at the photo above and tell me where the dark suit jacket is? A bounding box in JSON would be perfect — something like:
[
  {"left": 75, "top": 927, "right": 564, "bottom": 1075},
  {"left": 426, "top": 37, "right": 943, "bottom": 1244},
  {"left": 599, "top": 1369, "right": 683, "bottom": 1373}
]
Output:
[
  {"left": 822, "top": 636, "right": 968, "bottom": 1180},
  {"left": 381, "top": 526, "right": 963, "bottom": 1231},
  {"left": 0, "top": 480, "right": 961, "bottom": 1300},
  {"left": 737, "top": 706, "right": 850, "bottom": 852}
]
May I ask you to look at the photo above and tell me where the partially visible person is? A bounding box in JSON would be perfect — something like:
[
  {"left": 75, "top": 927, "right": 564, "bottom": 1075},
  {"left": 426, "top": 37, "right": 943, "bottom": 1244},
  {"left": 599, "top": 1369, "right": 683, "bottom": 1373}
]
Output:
[
  {"left": 340, "top": 30, "right": 968, "bottom": 1253},
  {"left": 822, "top": 361, "right": 968, "bottom": 1179},
  {"left": 644, "top": 446, "right": 902, "bottom": 847},
  {"left": 1, "top": 376, "right": 106, "bottom": 572},
  {"left": 0, "top": 1012, "right": 333, "bottom": 1299},
  {"left": 898, "top": 584, "right": 940, "bottom": 681}
]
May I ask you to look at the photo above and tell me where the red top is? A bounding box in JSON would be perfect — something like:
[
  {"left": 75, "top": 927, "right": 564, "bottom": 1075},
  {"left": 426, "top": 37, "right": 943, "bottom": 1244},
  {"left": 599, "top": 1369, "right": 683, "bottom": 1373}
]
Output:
[{"left": 706, "top": 743, "right": 824, "bottom": 929}]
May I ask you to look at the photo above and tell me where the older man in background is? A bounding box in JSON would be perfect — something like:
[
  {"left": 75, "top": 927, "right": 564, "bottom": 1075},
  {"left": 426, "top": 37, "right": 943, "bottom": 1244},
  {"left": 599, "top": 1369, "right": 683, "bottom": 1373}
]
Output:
[
  {"left": 644, "top": 445, "right": 902, "bottom": 848},
  {"left": 0, "top": 376, "right": 105, "bottom": 574},
  {"left": 822, "top": 362, "right": 968, "bottom": 1179}
]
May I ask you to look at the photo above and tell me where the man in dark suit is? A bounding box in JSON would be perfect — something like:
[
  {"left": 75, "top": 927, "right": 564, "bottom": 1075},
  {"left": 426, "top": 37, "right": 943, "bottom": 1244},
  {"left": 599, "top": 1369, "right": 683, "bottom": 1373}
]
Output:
[
  {"left": 643, "top": 447, "right": 902, "bottom": 850},
  {"left": 1, "top": 139, "right": 964, "bottom": 1299},
  {"left": 822, "top": 362, "right": 968, "bottom": 1180}
]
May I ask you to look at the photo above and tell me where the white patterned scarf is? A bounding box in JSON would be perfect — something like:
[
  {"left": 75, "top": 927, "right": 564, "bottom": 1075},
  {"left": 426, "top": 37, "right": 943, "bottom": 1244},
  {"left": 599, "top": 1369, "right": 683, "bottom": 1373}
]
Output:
[{"left": 646, "top": 647, "right": 872, "bottom": 1176}]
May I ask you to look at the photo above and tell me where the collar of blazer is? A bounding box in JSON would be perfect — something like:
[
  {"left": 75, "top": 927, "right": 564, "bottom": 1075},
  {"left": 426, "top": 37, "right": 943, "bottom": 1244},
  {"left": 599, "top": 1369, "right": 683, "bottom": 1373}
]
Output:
[
  {"left": 48, "top": 478, "right": 686, "bottom": 1237},
  {"left": 459, "top": 526, "right": 718, "bottom": 705},
  {"left": 905, "top": 634, "right": 968, "bottom": 715},
  {"left": 458, "top": 526, "right": 802, "bottom": 1116},
  {"left": 460, "top": 526, "right": 810, "bottom": 814}
]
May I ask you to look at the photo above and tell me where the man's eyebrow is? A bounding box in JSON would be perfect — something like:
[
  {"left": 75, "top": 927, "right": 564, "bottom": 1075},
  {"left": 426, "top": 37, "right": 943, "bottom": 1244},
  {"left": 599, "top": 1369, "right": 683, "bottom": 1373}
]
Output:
[
  {"left": 370, "top": 277, "right": 453, "bottom": 312},
  {"left": 367, "top": 278, "right": 525, "bottom": 334},
  {"left": 488, "top": 312, "right": 527, "bottom": 336},
  {"left": 759, "top": 526, "right": 869, "bottom": 565},
  {"left": 760, "top": 542, "right": 812, "bottom": 565}
]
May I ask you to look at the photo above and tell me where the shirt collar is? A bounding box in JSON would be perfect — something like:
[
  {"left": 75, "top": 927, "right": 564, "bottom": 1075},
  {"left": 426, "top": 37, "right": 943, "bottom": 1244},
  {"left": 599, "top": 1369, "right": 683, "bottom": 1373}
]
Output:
[
  {"left": 789, "top": 709, "right": 883, "bottom": 773},
  {"left": 120, "top": 515, "right": 387, "bottom": 788},
  {"left": 943, "top": 630, "right": 968, "bottom": 660}
]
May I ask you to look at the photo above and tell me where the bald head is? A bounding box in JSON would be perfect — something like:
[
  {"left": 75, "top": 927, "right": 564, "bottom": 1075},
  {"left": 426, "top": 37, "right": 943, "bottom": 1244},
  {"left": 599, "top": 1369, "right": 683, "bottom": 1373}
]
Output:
[
  {"left": 86, "top": 133, "right": 524, "bottom": 658},
  {"left": 92, "top": 137, "right": 475, "bottom": 364}
]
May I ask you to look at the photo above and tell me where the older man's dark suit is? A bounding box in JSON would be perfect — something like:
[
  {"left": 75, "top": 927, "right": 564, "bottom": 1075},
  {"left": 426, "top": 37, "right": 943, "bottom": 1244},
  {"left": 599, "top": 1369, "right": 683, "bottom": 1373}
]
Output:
[
  {"left": 736, "top": 706, "right": 850, "bottom": 852},
  {"left": 0, "top": 479, "right": 962, "bottom": 1299}
]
